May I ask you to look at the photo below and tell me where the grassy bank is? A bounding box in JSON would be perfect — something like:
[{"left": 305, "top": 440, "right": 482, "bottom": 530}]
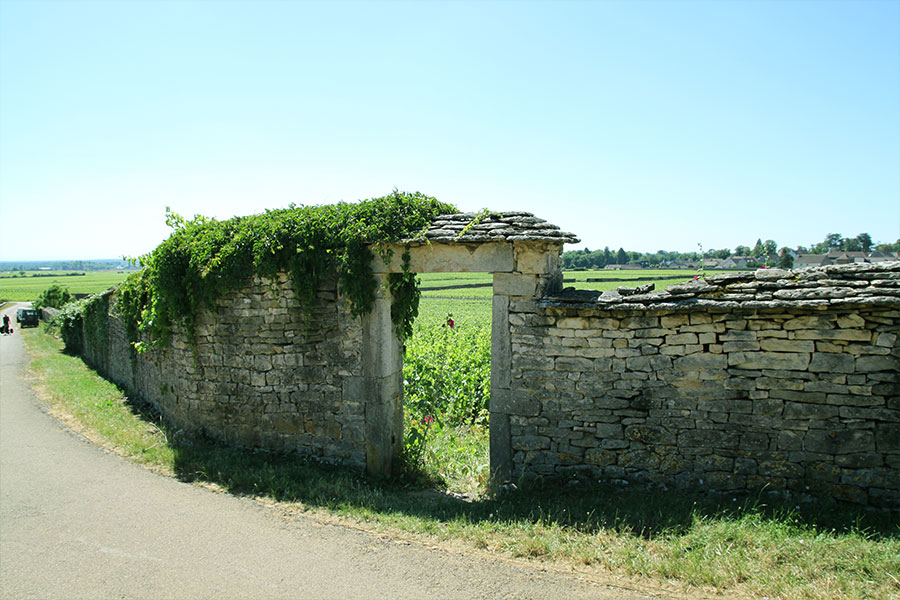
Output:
[{"left": 21, "top": 326, "right": 900, "bottom": 600}]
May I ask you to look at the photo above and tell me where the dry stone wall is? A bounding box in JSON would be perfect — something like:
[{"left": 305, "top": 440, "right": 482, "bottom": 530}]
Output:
[
  {"left": 502, "top": 263, "right": 900, "bottom": 508},
  {"left": 91, "top": 273, "right": 369, "bottom": 468},
  {"left": 72, "top": 205, "right": 898, "bottom": 507}
]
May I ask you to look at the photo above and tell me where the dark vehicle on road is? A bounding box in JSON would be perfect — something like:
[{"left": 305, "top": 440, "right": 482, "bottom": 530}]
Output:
[{"left": 16, "top": 308, "right": 40, "bottom": 328}]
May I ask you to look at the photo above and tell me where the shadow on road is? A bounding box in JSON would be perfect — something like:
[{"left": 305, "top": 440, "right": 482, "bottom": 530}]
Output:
[
  {"left": 160, "top": 424, "right": 900, "bottom": 542},
  {"left": 51, "top": 342, "right": 900, "bottom": 545}
]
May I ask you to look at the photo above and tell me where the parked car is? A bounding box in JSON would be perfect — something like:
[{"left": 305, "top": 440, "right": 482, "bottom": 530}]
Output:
[{"left": 16, "top": 308, "right": 40, "bottom": 328}]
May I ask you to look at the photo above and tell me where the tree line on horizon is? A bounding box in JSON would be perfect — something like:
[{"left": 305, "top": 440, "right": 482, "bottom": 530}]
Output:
[
  {"left": 563, "top": 232, "right": 900, "bottom": 270},
  {"left": 0, "top": 259, "right": 136, "bottom": 274},
  {"left": 3, "top": 234, "right": 897, "bottom": 274}
]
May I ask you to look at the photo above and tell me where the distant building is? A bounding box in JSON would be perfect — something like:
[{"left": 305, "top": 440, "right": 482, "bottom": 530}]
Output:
[
  {"left": 794, "top": 254, "right": 828, "bottom": 268},
  {"left": 868, "top": 251, "right": 900, "bottom": 263},
  {"left": 794, "top": 251, "right": 899, "bottom": 269},
  {"left": 719, "top": 256, "right": 752, "bottom": 269},
  {"left": 827, "top": 251, "right": 868, "bottom": 264}
]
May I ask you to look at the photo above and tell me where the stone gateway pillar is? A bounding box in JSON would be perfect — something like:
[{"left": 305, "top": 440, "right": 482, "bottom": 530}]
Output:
[
  {"left": 360, "top": 273, "right": 404, "bottom": 477},
  {"left": 371, "top": 213, "right": 577, "bottom": 478}
]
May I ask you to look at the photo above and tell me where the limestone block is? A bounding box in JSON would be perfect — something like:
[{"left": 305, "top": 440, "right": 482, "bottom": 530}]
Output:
[
  {"left": 783, "top": 402, "right": 839, "bottom": 420},
  {"left": 625, "top": 425, "right": 676, "bottom": 445},
  {"left": 723, "top": 341, "right": 761, "bottom": 352},
  {"left": 759, "top": 339, "right": 815, "bottom": 353},
  {"left": 840, "top": 468, "right": 896, "bottom": 490},
  {"left": 585, "top": 448, "right": 618, "bottom": 466},
  {"left": 625, "top": 355, "right": 673, "bottom": 372},
  {"left": 621, "top": 316, "right": 660, "bottom": 329},
  {"left": 808, "top": 352, "right": 855, "bottom": 373},
  {"left": 757, "top": 455, "right": 804, "bottom": 479},
  {"left": 699, "top": 398, "right": 753, "bottom": 414},
  {"left": 804, "top": 380, "right": 852, "bottom": 394},
  {"left": 728, "top": 351, "right": 810, "bottom": 371},
  {"left": 835, "top": 453, "right": 885, "bottom": 468},
  {"left": 776, "top": 430, "right": 803, "bottom": 451},
  {"left": 666, "top": 333, "right": 698, "bottom": 345},
  {"left": 556, "top": 317, "right": 591, "bottom": 329},
  {"left": 698, "top": 333, "right": 717, "bottom": 345},
  {"left": 583, "top": 347, "right": 616, "bottom": 359},
  {"left": 856, "top": 355, "right": 899, "bottom": 373},
  {"left": 695, "top": 454, "right": 735, "bottom": 472},
  {"left": 596, "top": 423, "right": 624, "bottom": 439},
  {"left": 719, "top": 330, "right": 758, "bottom": 342},
  {"left": 513, "top": 435, "right": 551, "bottom": 451},
  {"left": 493, "top": 272, "right": 538, "bottom": 297},
  {"left": 659, "top": 344, "right": 686, "bottom": 356},
  {"left": 676, "top": 429, "right": 724, "bottom": 448},
  {"left": 792, "top": 329, "right": 872, "bottom": 342},
  {"left": 682, "top": 323, "right": 725, "bottom": 333},
  {"left": 836, "top": 313, "right": 866, "bottom": 328},
  {"left": 515, "top": 244, "right": 556, "bottom": 273},
  {"left": 555, "top": 356, "right": 593, "bottom": 371},
  {"left": 783, "top": 315, "right": 836, "bottom": 330},
  {"left": 758, "top": 330, "right": 788, "bottom": 339},
  {"left": 633, "top": 328, "right": 671, "bottom": 340},
  {"left": 373, "top": 241, "right": 515, "bottom": 273},
  {"left": 614, "top": 347, "right": 641, "bottom": 358},
  {"left": 769, "top": 389, "right": 826, "bottom": 403},
  {"left": 661, "top": 314, "right": 690, "bottom": 328},
  {"left": 874, "top": 332, "right": 897, "bottom": 348},
  {"left": 875, "top": 423, "right": 899, "bottom": 453},
  {"left": 672, "top": 353, "right": 727, "bottom": 370},
  {"left": 591, "top": 317, "right": 620, "bottom": 329},
  {"left": 755, "top": 268, "right": 792, "bottom": 281},
  {"left": 804, "top": 429, "right": 876, "bottom": 454}
]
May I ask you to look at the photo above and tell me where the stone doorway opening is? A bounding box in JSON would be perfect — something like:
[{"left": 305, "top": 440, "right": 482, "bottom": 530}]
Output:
[
  {"left": 364, "top": 213, "right": 576, "bottom": 480},
  {"left": 402, "top": 283, "right": 494, "bottom": 495}
]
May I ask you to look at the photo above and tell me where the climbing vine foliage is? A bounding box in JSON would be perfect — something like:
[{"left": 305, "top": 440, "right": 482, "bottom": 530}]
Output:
[{"left": 117, "top": 191, "right": 455, "bottom": 350}]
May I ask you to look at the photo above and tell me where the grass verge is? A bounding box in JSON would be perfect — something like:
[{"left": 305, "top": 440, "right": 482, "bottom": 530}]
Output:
[{"left": 21, "top": 326, "right": 900, "bottom": 600}]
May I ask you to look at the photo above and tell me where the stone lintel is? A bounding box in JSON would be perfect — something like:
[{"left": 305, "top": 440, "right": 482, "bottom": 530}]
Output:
[{"left": 371, "top": 242, "right": 515, "bottom": 273}]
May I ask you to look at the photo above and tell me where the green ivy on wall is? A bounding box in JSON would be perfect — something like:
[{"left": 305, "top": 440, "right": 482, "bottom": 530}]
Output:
[
  {"left": 59, "top": 288, "right": 111, "bottom": 361},
  {"left": 117, "top": 191, "right": 455, "bottom": 350},
  {"left": 82, "top": 291, "right": 110, "bottom": 366}
]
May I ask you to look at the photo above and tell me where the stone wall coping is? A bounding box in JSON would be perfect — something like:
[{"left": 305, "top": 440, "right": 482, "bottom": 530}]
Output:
[
  {"left": 402, "top": 211, "right": 580, "bottom": 244},
  {"left": 542, "top": 261, "right": 900, "bottom": 312}
]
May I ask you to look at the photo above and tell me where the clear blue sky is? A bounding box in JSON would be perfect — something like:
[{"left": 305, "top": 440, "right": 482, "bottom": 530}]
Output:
[{"left": 1, "top": 0, "right": 898, "bottom": 261}]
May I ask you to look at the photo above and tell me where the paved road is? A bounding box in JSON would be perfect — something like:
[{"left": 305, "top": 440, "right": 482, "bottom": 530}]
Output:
[{"left": 0, "top": 304, "right": 653, "bottom": 600}]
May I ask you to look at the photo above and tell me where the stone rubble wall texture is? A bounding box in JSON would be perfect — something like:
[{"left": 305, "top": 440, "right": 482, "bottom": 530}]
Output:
[
  {"left": 74, "top": 205, "right": 898, "bottom": 507},
  {"left": 504, "top": 262, "right": 900, "bottom": 508},
  {"left": 91, "top": 273, "right": 368, "bottom": 468}
]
